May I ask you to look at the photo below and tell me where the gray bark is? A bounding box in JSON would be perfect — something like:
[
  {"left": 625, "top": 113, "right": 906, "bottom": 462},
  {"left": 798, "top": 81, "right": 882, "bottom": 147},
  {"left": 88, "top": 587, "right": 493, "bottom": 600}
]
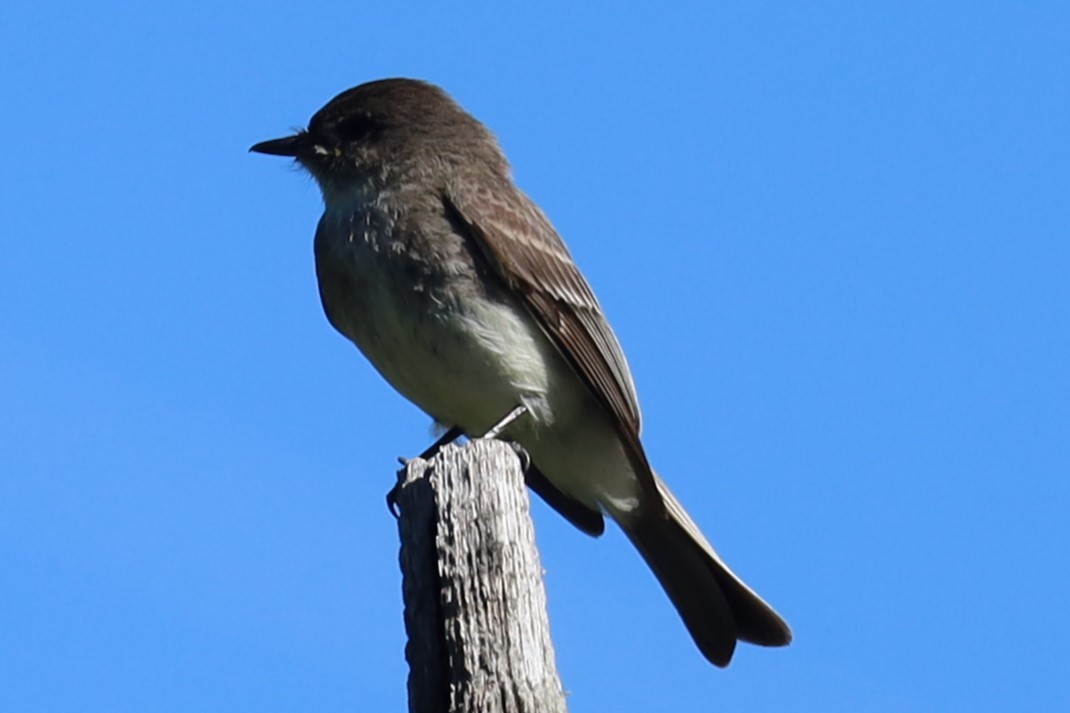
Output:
[{"left": 395, "top": 439, "right": 568, "bottom": 713}]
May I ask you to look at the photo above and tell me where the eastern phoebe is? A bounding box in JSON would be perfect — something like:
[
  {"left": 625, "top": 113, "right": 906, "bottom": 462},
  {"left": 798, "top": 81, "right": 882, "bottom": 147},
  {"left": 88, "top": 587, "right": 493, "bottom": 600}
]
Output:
[{"left": 251, "top": 78, "right": 791, "bottom": 666}]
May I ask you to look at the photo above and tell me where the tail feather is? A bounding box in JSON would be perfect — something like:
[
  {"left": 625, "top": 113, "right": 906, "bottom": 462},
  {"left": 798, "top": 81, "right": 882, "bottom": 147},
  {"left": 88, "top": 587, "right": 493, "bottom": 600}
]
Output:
[{"left": 622, "top": 474, "right": 791, "bottom": 667}]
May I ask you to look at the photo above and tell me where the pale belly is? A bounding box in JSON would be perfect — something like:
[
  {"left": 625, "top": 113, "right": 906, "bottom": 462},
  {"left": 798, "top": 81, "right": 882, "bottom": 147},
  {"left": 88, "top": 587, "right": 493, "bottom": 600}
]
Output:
[
  {"left": 345, "top": 287, "right": 643, "bottom": 516},
  {"left": 315, "top": 210, "right": 643, "bottom": 515},
  {"left": 351, "top": 282, "right": 562, "bottom": 436}
]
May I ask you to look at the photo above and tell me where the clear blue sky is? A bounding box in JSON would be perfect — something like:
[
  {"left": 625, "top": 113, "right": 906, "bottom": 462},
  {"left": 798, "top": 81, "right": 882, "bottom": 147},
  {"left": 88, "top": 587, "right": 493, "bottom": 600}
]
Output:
[{"left": 2, "top": 2, "right": 1067, "bottom": 711}]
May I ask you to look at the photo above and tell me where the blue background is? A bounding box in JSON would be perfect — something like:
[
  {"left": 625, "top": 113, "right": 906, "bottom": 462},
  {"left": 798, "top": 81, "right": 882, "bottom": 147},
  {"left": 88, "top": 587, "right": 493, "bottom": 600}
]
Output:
[{"left": 3, "top": 2, "right": 1067, "bottom": 711}]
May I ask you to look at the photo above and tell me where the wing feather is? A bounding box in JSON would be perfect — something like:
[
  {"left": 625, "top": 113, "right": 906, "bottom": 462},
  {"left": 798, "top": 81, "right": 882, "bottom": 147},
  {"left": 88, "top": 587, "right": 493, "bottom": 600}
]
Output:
[{"left": 444, "top": 181, "right": 653, "bottom": 479}]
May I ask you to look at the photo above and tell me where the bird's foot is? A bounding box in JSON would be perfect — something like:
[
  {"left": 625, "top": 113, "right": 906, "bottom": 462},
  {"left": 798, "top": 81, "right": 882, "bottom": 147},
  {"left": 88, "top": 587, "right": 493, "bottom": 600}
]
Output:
[
  {"left": 504, "top": 440, "right": 532, "bottom": 472},
  {"left": 387, "top": 425, "right": 466, "bottom": 517}
]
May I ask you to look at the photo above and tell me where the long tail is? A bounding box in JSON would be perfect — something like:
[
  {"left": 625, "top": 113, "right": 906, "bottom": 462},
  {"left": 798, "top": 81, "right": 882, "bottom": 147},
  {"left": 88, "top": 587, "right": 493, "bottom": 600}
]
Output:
[{"left": 621, "top": 474, "right": 792, "bottom": 667}]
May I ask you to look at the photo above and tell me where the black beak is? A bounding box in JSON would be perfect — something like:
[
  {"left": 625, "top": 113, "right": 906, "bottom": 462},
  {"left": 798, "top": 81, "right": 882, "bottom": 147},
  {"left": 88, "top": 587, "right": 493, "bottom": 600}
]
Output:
[{"left": 249, "top": 133, "right": 309, "bottom": 157}]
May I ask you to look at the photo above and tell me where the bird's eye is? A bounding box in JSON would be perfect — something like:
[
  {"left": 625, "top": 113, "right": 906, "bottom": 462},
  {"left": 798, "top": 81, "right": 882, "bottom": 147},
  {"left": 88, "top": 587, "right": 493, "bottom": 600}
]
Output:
[{"left": 333, "top": 114, "right": 381, "bottom": 142}]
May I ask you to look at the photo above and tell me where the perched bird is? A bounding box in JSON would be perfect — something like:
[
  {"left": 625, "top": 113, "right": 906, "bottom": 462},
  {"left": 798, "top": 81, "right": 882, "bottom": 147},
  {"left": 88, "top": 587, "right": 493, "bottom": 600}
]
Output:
[{"left": 251, "top": 78, "right": 791, "bottom": 666}]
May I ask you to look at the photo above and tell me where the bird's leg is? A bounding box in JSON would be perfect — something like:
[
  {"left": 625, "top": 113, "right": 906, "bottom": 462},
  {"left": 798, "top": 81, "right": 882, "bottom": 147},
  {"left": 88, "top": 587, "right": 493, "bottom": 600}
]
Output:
[
  {"left": 387, "top": 425, "right": 466, "bottom": 517},
  {"left": 415, "top": 425, "right": 466, "bottom": 461},
  {"left": 479, "top": 404, "right": 528, "bottom": 440},
  {"left": 386, "top": 406, "right": 528, "bottom": 516},
  {"left": 478, "top": 405, "right": 531, "bottom": 471}
]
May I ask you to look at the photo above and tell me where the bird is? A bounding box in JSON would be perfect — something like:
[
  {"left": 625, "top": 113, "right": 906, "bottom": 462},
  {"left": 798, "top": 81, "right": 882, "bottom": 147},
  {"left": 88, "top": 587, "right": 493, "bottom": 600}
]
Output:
[{"left": 250, "top": 78, "right": 791, "bottom": 666}]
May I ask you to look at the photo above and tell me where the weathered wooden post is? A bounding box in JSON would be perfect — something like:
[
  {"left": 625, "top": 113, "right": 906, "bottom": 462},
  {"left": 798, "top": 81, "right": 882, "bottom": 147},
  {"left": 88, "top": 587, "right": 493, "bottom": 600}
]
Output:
[{"left": 395, "top": 439, "right": 568, "bottom": 713}]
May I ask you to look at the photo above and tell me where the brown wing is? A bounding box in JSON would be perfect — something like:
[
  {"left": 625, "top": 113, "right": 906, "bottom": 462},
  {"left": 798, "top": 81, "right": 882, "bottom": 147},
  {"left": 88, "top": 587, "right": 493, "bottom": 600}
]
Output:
[{"left": 444, "top": 181, "right": 655, "bottom": 484}]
